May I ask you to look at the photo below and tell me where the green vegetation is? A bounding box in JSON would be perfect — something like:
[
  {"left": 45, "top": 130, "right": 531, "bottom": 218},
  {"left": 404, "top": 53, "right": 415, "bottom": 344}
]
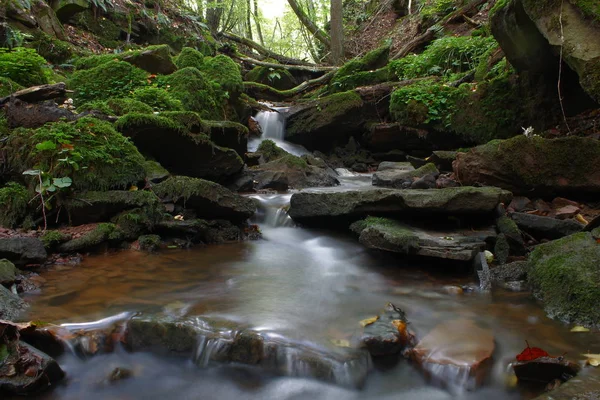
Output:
[
  {"left": 138, "top": 234, "right": 162, "bottom": 251},
  {"left": 420, "top": 0, "right": 458, "bottom": 20},
  {"left": 332, "top": 45, "right": 390, "bottom": 82},
  {"left": 0, "top": 182, "right": 29, "bottom": 228},
  {"left": 0, "top": 47, "right": 49, "bottom": 87},
  {"left": 573, "top": 0, "right": 600, "bottom": 20},
  {"left": 529, "top": 232, "right": 600, "bottom": 327},
  {"left": 330, "top": 66, "right": 392, "bottom": 93},
  {"left": 351, "top": 217, "right": 419, "bottom": 253},
  {"left": 7, "top": 117, "right": 146, "bottom": 191},
  {"left": 490, "top": 0, "right": 509, "bottom": 16},
  {"left": 70, "top": 60, "right": 148, "bottom": 105},
  {"left": 0, "top": 77, "right": 23, "bottom": 97},
  {"left": 152, "top": 176, "right": 219, "bottom": 206},
  {"left": 132, "top": 87, "right": 183, "bottom": 111},
  {"left": 29, "top": 31, "right": 72, "bottom": 64},
  {"left": 59, "top": 223, "right": 125, "bottom": 252},
  {"left": 390, "top": 36, "right": 498, "bottom": 80},
  {"left": 74, "top": 54, "right": 122, "bottom": 70},
  {"left": 159, "top": 67, "right": 220, "bottom": 118},
  {"left": 199, "top": 54, "right": 243, "bottom": 94},
  {"left": 78, "top": 98, "right": 154, "bottom": 116},
  {"left": 41, "top": 230, "right": 70, "bottom": 249},
  {"left": 175, "top": 47, "right": 204, "bottom": 70},
  {"left": 245, "top": 66, "right": 296, "bottom": 90}
]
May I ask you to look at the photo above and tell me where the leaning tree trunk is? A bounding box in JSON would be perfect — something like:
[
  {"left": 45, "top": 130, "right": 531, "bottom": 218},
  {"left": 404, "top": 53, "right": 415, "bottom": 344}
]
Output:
[
  {"left": 252, "top": 0, "right": 264, "bottom": 45},
  {"left": 287, "top": 0, "right": 331, "bottom": 49},
  {"left": 330, "top": 0, "right": 344, "bottom": 65}
]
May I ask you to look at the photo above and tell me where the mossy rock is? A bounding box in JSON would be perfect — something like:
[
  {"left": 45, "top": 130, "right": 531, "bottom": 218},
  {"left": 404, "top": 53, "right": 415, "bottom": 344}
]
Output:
[
  {"left": 5, "top": 117, "right": 146, "bottom": 191},
  {"left": 454, "top": 135, "right": 600, "bottom": 195},
  {"left": 198, "top": 55, "right": 243, "bottom": 95},
  {"left": 330, "top": 66, "right": 392, "bottom": 93},
  {"left": 113, "top": 208, "right": 159, "bottom": 240},
  {"left": 529, "top": 232, "right": 600, "bottom": 328},
  {"left": 0, "top": 47, "right": 49, "bottom": 88},
  {"left": 53, "top": 0, "right": 90, "bottom": 21},
  {"left": 153, "top": 176, "right": 256, "bottom": 222},
  {"left": 174, "top": 47, "right": 204, "bottom": 70},
  {"left": 285, "top": 91, "right": 365, "bottom": 151},
  {"left": 130, "top": 87, "right": 183, "bottom": 112},
  {"left": 0, "top": 259, "right": 17, "bottom": 285},
  {"left": 143, "top": 160, "right": 170, "bottom": 183},
  {"left": 332, "top": 45, "right": 390, "bottom": 82},
  {"left": 28, "top": 31, "right": 73, "bottom": 64},
  {"left": 372, "top": 162, "right": 439, "bottom": 188},
  {"left": 138, "top": 234, "right": 161, "bottom": 252},
  {"left": 257, "top": 139, "right": 288, "bottom": 162},
  {"left": 244, "top": 66, "right": 297, "bottom": 91},
  {"left": 69, "top": 60, "right": 148, "bottom": 105},
  {"left": 73, "top": 54, "right": 123, "bottom": 70},
  {"left": 158, "top": 67, "right": 220, "bottom": 118},
  {"left": 202, "top": 120, "right": 248, "bottom": 157},
  {"left": 58, "top": 223, "right": 125, "bottom": 253},
  {"left": 115, "top": 113, "right": 244, "bottom": 181},
  {"left": 0, "top": 183, "right": 29, "bottom": 228},
  {"left": 122, "top": 45, "right": 177, "bottom": 75},
  {"left": 78, "top": 98, "right": 154, "bottom": 116},
  {"left": 41, "top": 230, "right": 71, "bottom": 249}
]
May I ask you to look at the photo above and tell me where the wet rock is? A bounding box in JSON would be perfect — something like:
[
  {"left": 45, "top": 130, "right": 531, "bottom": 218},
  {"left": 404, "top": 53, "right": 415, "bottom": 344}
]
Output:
[
  {"left": 377, "top": 162, "right": 414, "bottom": 172},
  {"left": 453, "top": 136, "right": 600, "bottom": 196},
  {"left": 250, "top": 156, "right": 338, "bottom": 190},
  {"left": 513, "top": 356, "right": 580, "bottom": 385},
  {"left": 0, "top": 341, "right": 65, "bottom": 395},
  {"left": 227, "top": 173, "right": 255, "bottom": 193},
  {"left": 490, "top": 260, "right": 529, "bottom": 287},
  {"left": 0, "top": 259, "right": 17, "bottom": 285},
  {"left": 155, "top": 219, "right": 247, "bottom": 245},
  {"left": 429, "top": 151, "right": 457, "bottom": 172},
  {"left": 508, "top": 196, "right": 534, "bottom": 213},
  {"left": 0, "top": 284, "right": 27, "bottom": 321},
  {"left": 289, "top": 187, "right": 513, "bottom": 225},
  {"left": 254, "top": 171, "right": 289, "bottom": 191},
  {"left": 361, "top": 303, "right": 414, "bottom": 357},
  {"left": 407, "top": 155, "right": 428, "bottom": 169},
  {"left": 511, "top": 212, "right": 584, "bottom": 240},
  {"left": 0, "top": 238, "right": 46, "bottom": 266},
  {"left": 531, "top": 366, "right": 600, "bottom": 399},
  {"left": 230, "top": 331, "right": 263, "bottom": 364},
  {"left": 551, "top": 197, "right": 580, "bottom": 210},
  {"left": 143, "top": 160, "right": 170, "bottom": 184},
  {"left": 153, "top": 177, "right": 256, "bottom": 222},
  {"left": 496, "top": 215, "right": 525, "bottom": 250},
  {"left": 410, "top": 174, "right": 437, "bottom": 189},
  {"left": 127, "top": 318, "right": 198, "bottom": 354},
  {"left": 436, "top": 173, "right": 460, "bottom": 189},
  {"left": 351, "top": 217, "right": 493, "bottom": 262},
  {"left": 494, "top": 234, "right": 510, "bottom": 265},
  {"left": 473, "top": 251, "right": 491, "bottom": 291},
  {"left": 351, "top": 163, "right": 368, "bottom": 173},
  {"left": 410, "top": 319, "right": 495, "bottom": 390},
  {"left": 373, "top": 163, "right": 439, "bottom": 188},
  {"left": 529, "top": 232, "right": 600, "bottom": 328},
  {"left": 107, "top": 367, "right": 133, "bottom": 383}
]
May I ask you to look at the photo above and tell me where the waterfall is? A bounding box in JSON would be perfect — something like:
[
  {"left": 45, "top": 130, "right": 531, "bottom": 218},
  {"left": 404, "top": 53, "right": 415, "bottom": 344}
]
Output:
[{"left": 255, "top": 108, "right": 286, "bottom": 141}]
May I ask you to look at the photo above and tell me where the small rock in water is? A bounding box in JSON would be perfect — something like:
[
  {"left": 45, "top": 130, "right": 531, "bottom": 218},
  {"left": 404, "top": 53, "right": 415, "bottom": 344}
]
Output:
[
  {"left": 409, "top": 319, "right": 495, "bottom": 390},
  {"left": 108, "top": 367, "right": 133, "bottom": 382},
  {"left": 512, "top": 357, "right": 580, "bottom": 385},
  {"left": 360, "top": 303, "right": 415, "bottom": 357}
]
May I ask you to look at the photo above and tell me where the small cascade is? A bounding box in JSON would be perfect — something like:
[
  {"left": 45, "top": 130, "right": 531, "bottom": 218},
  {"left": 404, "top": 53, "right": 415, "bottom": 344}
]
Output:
[
  {"left": 193, "top": 333, "right": 235, "bottom": 367},
  {"left": 249, "top": 193, "right": 294, "bottom": 228},
  {"left": 255, "top": 108, "right": 286, "bottom": 141}
]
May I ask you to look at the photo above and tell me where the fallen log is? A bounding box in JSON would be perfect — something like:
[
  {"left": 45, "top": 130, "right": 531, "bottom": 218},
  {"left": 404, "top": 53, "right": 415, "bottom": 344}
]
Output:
[
  {"left": 244, "top": 70, "right": 335, "bottom": 101},
  {"left": 0, "top": 83, "right": 68, "bottom": 105},
  {"left": 219, "top": 32, "right": 314, "bottom": 66},
  {"left": 233, "top": 54, "right": 336, "bottom": 73}
]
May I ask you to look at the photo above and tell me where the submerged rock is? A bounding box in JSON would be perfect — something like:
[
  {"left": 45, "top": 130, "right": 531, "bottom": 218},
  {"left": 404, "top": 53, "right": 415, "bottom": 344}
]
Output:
[
  {"left": 351, "top": 217, "right": 493, "bottom": 262},
  {"left": 528, "top": 232, "right": 600, "bottom": 328},
  {"left": 410, "top": 319, "right": 495, "bottom": 390},
  {"left": 289, "top": 187, "right": 512, "bottom": 225},
  {"left": 0, "top": 238, "right": 46, "bottom": 266},
  {"left": 453, "top": 136, "right": 600, "bottom": 196}
]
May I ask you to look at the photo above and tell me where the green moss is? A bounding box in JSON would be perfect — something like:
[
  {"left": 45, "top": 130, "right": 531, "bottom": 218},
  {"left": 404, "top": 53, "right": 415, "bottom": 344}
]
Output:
[
  {"left": 420, "top": 0, "right": 458, "bottom": 20},
  {"left": 296, "top": 91, "right": 364, "bottom": 134},
  {"left": 28, "top": 31, "right": 72, "bottom": 64},
  {"left": 257, "top": 139, "right": 287, "bottom": 162},
  {"left": 58, "top": 223, "right": 125, "bottom": 253},
  {"left": 70, "top": 60, "right": 148, "bottom": 105},
  {"left": 0, "top": 182, "right": 29, "bottom": 228},
  {"left": 174, "top": 47, "right": 204, "bottom": 70},
  {"left": 198, "top": 54, "right": 243, "bottom": 94},
  {"left": 351, "top": 217, "right": 420, "bottom": 253},
  {"left": 143, "top": 160, "right": 169, "bottom": 182},
  {"left": 41, "top": 230, "right": 70, "bottom": 249},
  {"left": 138, "top": 234, "right": 161, "bottom": 251},
  {"left": 333, "top": 45, "right": 390, "bottom": 81},
  {"left": 158, "top": 67, "right": 219, "bottom": 118},
  {"left": 152, "top": 175, "right": 218, "bottom": 206},
  {"left": 78, "top": 98, "right": 154, "bottom": 116},
  {"left": 572, "top": 0, "right": 600, "bottom": 20},
  {"left": 113, "top": 208, "right": 155, "bottom": 239},
  {"left": 490, "top": 0, "right": 509, "bottom": 16},
  {"left": 244, "top": 66, "right": 296, "bottom": 90},
  {"left": 494, "top": 233, "right": 510, "bottom": 264},
  {"left": 330, "top": 66, "right": 392, "bottom": 93},
  {"left": 529, "top": 232, "right": 600, "bottom": 327},
  {"left": 0, "top": 77, "right": 23, "bottom": 97},
  {"left": 276, "top": 154, "right": 308, "bottom": 169},
  {"left": 74, "top": 54, "right": 123, "bottom": 70},
  {"left": 114, "top": 112, "right": 186, "bottom": 133},
  {"left": 7, "top": 117, "right": 146, "bottom": 191},
  {"left": 132, "top": 87, "right": 183, "bottom": 112},
  {"left": 496, "top": 215, "right": 521, "bottom": 238},
  {"left": 0, "top": 47, "right": 49, "bottom": 87}
]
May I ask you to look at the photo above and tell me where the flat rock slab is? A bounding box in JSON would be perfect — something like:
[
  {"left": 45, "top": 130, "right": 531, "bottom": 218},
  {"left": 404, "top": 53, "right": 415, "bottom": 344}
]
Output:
[
  {"left": 289, "top": 187, "right": 512, "bottom": 224},
  {"left": 126, "top": 316, "right": 370, "bottom": 388},
  {"left": 0, "top": 238, "right": 46, "bottom": 266},
  {"left": 352, "top": 218, "right": 494, "bottom": 261},
  {"left": 511, "top": 212, "right": 584, "bottom": 240},
  {"left": 410, "top": 319, "right": 495, "bottom": 390}
]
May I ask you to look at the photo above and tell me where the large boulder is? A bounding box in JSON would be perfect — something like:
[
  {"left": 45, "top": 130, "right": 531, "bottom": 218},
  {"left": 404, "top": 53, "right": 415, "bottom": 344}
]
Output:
[
  {"left": 491, "top": 0, "right": 600, "bottom": 104},
  {"left": 288, "top": 187, "right": 513, "bottom": 225},
  {"left": 0, "top": 238, "right": 46, "bottom": 266},
  {"left": 153, "top": 176, "right": 256, "bottom": 222},
  {"left": 454, "top": 136, "right": 600, "bottom": 196},
  {"left": 7, "top": 0, "right": 66, "bottom": 40},
  {"left": 528, "top": 232, "right": 600, "bottom": 328},
  {"left": 351, "top": 217, "right": 494, "bottom": 262},
  {"left": 251, "top": 155, "right": 339, "bottom": 191},
  {"left": 364, "top": 123, "right": 460, "bottom": 153},
  {"left": 116, "top": 113, "right": 244, "bottom": 181}
]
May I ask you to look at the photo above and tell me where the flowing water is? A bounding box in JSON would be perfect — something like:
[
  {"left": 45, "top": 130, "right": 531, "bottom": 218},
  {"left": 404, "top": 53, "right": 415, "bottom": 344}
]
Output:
[
  {"left": 248, "top": 107, "right": 311, "bottom": 156},
  {"left": 17, "top": 115, "right": 600, "bottom": 399}
]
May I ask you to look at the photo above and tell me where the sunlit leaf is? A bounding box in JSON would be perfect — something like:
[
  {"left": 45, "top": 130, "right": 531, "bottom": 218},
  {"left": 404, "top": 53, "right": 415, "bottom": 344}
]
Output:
[
  {"left": 571, "top": 326, "right": 590, "bottom": 332},
  {"left": 360, "top": 316, "right": 379, "bottom": 327}
]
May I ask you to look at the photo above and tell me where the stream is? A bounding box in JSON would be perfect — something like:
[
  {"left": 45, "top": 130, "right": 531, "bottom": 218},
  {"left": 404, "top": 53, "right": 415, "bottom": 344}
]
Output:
[{"left": 18, "top": 110, "right": 599, "bottom": 399}]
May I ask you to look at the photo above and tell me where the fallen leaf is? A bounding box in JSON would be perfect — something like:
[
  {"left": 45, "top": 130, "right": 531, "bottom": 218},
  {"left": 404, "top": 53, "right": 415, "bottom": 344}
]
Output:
[
  {"left": 360, "top": 316, "right": 379, "bottom": 327},
  {"left": 570, "top": 326, "right": 590, "bottom": 332},
  {"left": 24, "top": 365, "right": 38, "bottom": 377},
  {"left": 392, "top": 319, "right": 406, "bottom": 333},
  {"left": 330, "top": 338, "right": 351, "bottom": 347},
  {"left": 576, "top": 214, "right": 589, "bottom": 225},
  {"left": 129, "top": 185, "right": 138, "bottom": 191},
  {"left": 516, "top": 341, "right": 550, "bottom": 361},
  {"left": 582, "top": 354, "right": 600, "bottom": 367}
]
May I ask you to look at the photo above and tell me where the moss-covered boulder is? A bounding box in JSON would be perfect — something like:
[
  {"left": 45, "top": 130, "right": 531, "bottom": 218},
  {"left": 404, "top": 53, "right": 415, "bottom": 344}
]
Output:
[
  {"left": 330, "top": 67, "right": 392, "bottom": 93},
  {"left": 159, "top": 67, "right": 220, "bottom": 118},
  {"left": 289, "top": 187, "right": 513, "bottom": 225},
  {"left": 115, "top": 113, "right": 244, "bottom": 181},
  {"left": 4, "top": 117, "right": 146, "bottom": 191},
  {"left": 198, "top": 54, "right": 243, "bottom": 95},
  {"left": 351, "top": 217, "right": 492, "bottom": 262},
  {"left": 0, "top": 183, "right": 29, "bottom": 228},
  {"left": 8, "top": 0, "right": 66, "bottom": 40},
  {"left": 122, "top": 45, "right": 177, "bottom": 75},
  {"left": 58, "top": 223, "right": 125, "bottom": 253},
  {"left": 491, "top": 0, "right": 600, "bottom": 104},
  {"left": 245, "top": 66, "right": 297, "bottom": 91},
  {"left": 0, "top": 47, "right": 49, "bottom": 88},
  {"left": 203, "top": 120, "right": 248, "bottom": 157},
  {"left": 153, "top": 176, "right": 256, "bottom": 222},
  {"left": 251, "top": 154, "right": 338, "bottom": 190},
  {"left": 69, "top": 61, "right": 148, "bottom": 105},
  {"left": 529, "top": 232, "right": 600, "bottom": 328},
  {"left": 453, "top": 135, "right": 600, "bottom": 196},
  {"left": 174, "top": 47, "right": 204, "bottom": 70},
  {"left": 285, "top": 91, "right": 365, "bottom": 151},
  {"left": 331, "top": 45, "right": 390, "bottom": 85},
  {"left": 131, "top": 87, "right": 183, "bottom": 112}
]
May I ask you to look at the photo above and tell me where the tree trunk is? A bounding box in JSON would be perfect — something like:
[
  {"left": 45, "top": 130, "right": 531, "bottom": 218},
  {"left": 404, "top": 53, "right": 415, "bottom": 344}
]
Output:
[
  {"left": 252, "top": 0, "right": 264, "bottom": 45},
  {"left": 206, "top": 0, "right": 224, "bottom": 33},
  {"left": 287, "top": 0, "right": 331, "bottom": 49},
  {"left": 330, "top": 0, "right": 343, "bottom": 65},
  {"left": 246, "top": 0, "right": 253, "bottom": 40}
]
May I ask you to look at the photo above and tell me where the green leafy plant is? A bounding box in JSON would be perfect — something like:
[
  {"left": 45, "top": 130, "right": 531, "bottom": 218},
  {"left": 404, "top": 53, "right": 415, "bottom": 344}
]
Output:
[
  {"left": 22, "top": 169, "right": 72, "bottom": 230},
  {"left": 0, "top": 47, "right": 49, "bottom": 87}
]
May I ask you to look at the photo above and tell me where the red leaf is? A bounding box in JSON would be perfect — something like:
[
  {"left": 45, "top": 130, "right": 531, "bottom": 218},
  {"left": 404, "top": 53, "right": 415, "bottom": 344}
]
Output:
[{"left": 516, "top": 340, "right": 550, "bottom": 361}]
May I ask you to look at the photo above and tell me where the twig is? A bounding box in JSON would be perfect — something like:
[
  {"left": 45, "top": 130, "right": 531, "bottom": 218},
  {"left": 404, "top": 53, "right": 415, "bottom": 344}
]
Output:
[
  {"left": 557, "top": 0, "right": 572, "bottom": 135},
  {"left": 37, "top": 172, "right": 47, "bottom": 231}
]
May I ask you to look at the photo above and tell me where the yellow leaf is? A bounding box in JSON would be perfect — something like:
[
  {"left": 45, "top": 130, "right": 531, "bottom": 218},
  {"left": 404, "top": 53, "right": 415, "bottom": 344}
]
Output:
[
  {"left": 392, "top": 319, "right": 406, "bottom": 333},
  {"left": 589, "top": 359, "right": 600, "bottom": 367},
  {"left": 571, "top": 326, "right": 590, "bottom": 332},
  {"left": 128, "top": 185, "right": 138, "bottom": 191},
  {"left": 330, "top": 339, "right": 351, "bottom": 347},
  {"left": 360, "top": 316, "right": 379, "bottom": 327},
  {"left": 575, "top": 214, "right": 589, "bottom": 225}
]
